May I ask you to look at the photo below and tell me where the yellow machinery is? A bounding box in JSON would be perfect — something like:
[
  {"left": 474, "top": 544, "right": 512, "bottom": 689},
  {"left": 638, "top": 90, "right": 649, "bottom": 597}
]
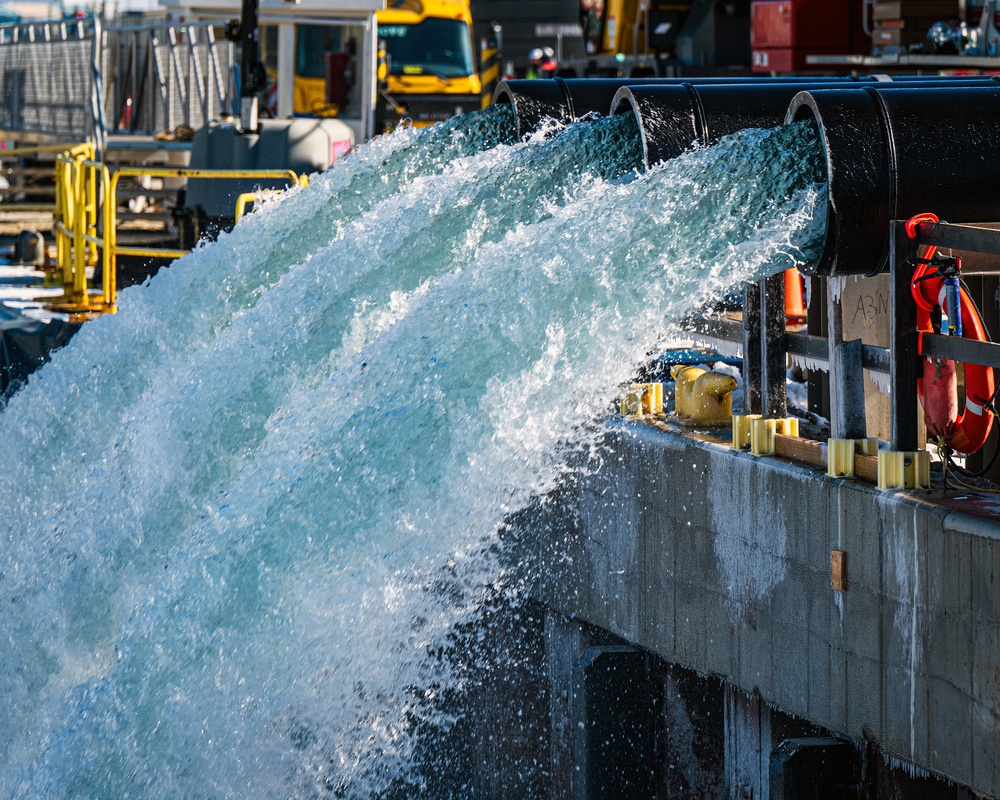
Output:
[
  {"left": 572, "top": 0, "right": 750, "bottom": 78},
  {"left": 581, "top": 0, "right": 693, "bottom": 71},
  {"left": 375, "top": 0, "right": 482, "bottom": 129}
]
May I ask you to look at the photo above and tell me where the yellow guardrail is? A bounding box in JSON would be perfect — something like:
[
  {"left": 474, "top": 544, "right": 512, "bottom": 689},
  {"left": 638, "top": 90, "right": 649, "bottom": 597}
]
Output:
[
  {"left": 46, "top": 152, "right": 302, "bottom": 317},
  {"left": 52, "top": 144, "right": 100, "bottom": 314},
  {"left": 234, "top": 175, "right": 309, "bottom": 223},
  {"left": 1, "top": 142, "right": 94, "bottom": 217},
  {"left": 1, "top": 142, "right": 93, "bottom": 158}
]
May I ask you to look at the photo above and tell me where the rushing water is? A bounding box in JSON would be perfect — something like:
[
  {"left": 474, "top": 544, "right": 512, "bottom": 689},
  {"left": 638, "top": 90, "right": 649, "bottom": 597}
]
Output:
[{"left": 0, "top": 106, "right": 826, "bottom": 798}]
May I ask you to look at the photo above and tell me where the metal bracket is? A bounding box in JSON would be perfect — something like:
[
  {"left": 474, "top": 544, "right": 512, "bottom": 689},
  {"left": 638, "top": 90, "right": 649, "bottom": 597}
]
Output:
[
  {"left": 750, "top": 417, "right": 800, "bottom": 456},
  {"left": 826, "top": 437, "right": 879, "bottom": 478},
  {"left": 876, "top": 450, "right": 930, "bottom": 491}
]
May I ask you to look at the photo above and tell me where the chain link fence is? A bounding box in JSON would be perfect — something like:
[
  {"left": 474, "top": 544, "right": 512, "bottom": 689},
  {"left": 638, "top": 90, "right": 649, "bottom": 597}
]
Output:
[
  {"left": 0, "top": 20, "right": 96, "bottom": 139},
  {"left": 0, "top": 14, "right": 234, "bottom": 146}
]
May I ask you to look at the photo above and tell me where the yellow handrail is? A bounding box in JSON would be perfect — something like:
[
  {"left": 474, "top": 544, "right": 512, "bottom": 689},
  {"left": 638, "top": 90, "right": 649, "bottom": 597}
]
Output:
[
  {"left": 10, "top": 142, "right": 309, "bottom": 319},
  {"left": 54, "top": 162, "right": 300, "bottom": 315},
  {"left": 234, "top": 175, "right": 309, "bottom": 223},
  {"left": 40, "top": 149, "right": 303, "bottom": 317},
  {"left": 52, "top": 144, "right": 99, "bottom": 307},
  {"left": 1, "top": 142, "right": 95, "bottom": 217},
  {"left": 52, "top": 146, "right": 98, "bottom": 289},
  {"left": 235, "top": 191, "right": 263, "bottom": 222},
  {"left": 0, "top": 142, "right": 93, "bottom": 158}
]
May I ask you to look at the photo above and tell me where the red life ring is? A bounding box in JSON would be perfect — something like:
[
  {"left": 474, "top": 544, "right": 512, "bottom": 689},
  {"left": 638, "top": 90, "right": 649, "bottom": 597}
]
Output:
[{"left": 906, "top": 212, "right": 996, "bottom": 455}]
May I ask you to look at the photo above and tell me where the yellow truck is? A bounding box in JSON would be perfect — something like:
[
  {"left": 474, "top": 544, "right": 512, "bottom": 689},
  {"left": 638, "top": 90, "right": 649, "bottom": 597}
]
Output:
[
  {"left": 376, "top": 0, "right": 493, "bottom": 128},
  {"left": 273, "top": 0, "right": 500, "bottom": 129}
]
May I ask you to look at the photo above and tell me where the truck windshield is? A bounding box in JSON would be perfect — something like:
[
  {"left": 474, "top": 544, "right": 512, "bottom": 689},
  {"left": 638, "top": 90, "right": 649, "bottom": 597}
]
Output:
[{"left": 379, "top": 18, "right": 474, "bottom": 78}]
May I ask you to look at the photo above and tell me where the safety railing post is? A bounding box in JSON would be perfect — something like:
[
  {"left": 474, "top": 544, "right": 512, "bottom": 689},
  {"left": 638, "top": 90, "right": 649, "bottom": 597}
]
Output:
[
  {"left": 101, "top": 163, "right": 114, "bottom": 310},
  {"left": 761, "top": 271, "right": 788, "bottom": 419},
  {"left": 45, "top": 157, "right": 300, "bottom": 316},
  {"left": 72, "top": 156, "right": 88, "bottom": 306},
  {"left": 53, "top": 156, "right": 66, "bottom": 281},
  {"left": 90, "top": 17, "right": 107, "bottom": 160},
  {"left": 87, "top": 153, "right": 97, "bottom": 267},
  {"left": 60, "top": 157, "right": 75, "bottom": 289}
]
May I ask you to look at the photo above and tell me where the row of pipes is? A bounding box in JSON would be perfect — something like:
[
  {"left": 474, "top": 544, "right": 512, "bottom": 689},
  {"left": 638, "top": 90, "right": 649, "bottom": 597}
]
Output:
[{"left": 491, "top": 75, "right": 1000, "bottom": 277}]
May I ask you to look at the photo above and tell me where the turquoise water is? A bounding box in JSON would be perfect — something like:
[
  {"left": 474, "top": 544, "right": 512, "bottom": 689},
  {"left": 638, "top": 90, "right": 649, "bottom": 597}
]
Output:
[{"left": 0, "top": 109, "right": 825, "bottom": 797}]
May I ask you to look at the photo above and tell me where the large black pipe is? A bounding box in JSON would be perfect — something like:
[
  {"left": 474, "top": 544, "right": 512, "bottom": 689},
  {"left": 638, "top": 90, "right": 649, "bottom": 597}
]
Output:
[
  {"left": 787, "top": 85, "right": 1000, "bottom": 276},
  {"left": 493, "top": 77, "right": 854, "bottom": 141},
  {"left": 610, "top": 78, "right": 1000, "bottom": 170},
  {"left": 609, "top": 83, "right": 830, "bottom": 170},
  {"left": 492, "top": 75, "right": 999, "bottom": 140},
  {"left": 491, "top": 79, "right": 1000, "bottom": 277}
]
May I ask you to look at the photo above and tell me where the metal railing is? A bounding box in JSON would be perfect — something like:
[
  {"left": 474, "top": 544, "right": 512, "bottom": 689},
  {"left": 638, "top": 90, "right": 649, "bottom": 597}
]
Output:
[
  {"left": 0, "top": 141, "right": 92, "bottom": 211},
  {"left": 52, "top": 143, "right": 100, "bottom": 312},
  {"left": 48, "top": 142, "right": 301, "bottom": 316}
]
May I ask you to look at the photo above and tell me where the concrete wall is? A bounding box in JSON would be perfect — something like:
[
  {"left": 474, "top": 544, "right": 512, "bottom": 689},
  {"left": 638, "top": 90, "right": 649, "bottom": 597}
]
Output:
[{"left": 522, "top": 422, "right": 1000, "bottom": 798}]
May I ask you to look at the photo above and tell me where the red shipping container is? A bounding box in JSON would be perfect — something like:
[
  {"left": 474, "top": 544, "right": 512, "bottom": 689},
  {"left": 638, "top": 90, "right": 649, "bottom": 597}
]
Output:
[
  {"left": 752, "top": 0, "right": 850, "bottom": 48},
  {"left": 751, "top": 0, "right": 865, "bottom": 71}
]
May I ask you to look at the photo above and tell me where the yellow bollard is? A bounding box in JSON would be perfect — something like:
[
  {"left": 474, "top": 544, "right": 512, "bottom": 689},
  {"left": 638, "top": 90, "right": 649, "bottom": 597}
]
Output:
[{"left": 671, "top": 366, "right": 737, "bottom": 427}]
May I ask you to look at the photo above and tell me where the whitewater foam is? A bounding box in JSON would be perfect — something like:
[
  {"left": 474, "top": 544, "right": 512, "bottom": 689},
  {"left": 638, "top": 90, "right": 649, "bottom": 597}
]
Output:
[{"left": 0, "top": 112, "right": 826, "bottom": 797}]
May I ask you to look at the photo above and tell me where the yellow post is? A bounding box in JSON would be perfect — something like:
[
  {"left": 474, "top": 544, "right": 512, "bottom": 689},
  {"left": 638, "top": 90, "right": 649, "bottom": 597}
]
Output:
[
  {"left": 85, "top": 152, "right": 99, "bottom": 268},
  {"left": 57, "top": 156, "right": 75, "bottom": 287},
  {"left": 53, "top": 157, "right": 67, "bottom": 285},
  {"left": 107, "top": 169, "right": 121, "bottom": 310},
  {"left": 99, "top": 163, "right": 115, "bottom": 312},
  {"left": 72, "top": 156, "right": 89, "bottom": 307}
]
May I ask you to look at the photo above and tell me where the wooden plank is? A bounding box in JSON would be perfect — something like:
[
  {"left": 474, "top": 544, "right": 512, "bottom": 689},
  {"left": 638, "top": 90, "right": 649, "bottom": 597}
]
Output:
[
  {"left": 854, "top": 454, "right": 880, "bottom": 483},
  {"left": 862, "top": 344, "right": 890, "bottom": 374},
  {"left": 921, "top": 332, "right": 1000, "bottom": 370},
  {"left": 831, "top": 550, "right": 847, "bottom": 591},
  {"left": 774, "top": 433, "right": 826, "bottom": 468},
  {"left": 773, "top": 433, "right": 882, "bottom": 485},
  {"left": 787, "top": 331, "right": 828, "bottom": 362},
  {"left": 686, "top": 314, "right": 742, "bottom": 343}
]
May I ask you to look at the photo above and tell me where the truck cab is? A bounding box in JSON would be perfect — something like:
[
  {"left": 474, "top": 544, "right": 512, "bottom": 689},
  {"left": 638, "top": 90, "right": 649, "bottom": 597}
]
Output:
[
  {"left": 258, "top": 0, "right": 485, "bottom": 129},
  {"left": 375, "top": 0, "right": 483, "bottom": 129}
]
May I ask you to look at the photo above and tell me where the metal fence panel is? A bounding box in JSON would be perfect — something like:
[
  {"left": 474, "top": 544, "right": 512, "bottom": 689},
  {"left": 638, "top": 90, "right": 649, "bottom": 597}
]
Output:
[
  {"left": 0, "top": 16, "right": 232, "bottom": 141},
  {"left": 0, "top": 30, "right": 93, "bottom": 137}
]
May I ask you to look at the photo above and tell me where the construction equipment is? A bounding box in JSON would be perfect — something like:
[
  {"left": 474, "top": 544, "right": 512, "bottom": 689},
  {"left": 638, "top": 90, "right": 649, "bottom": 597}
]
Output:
[
  {"left": 560, "top": 0, "right": 752, "bottom": 78},
  {"left": 375, "top": 0, "right": 497, "bottom": 129}
]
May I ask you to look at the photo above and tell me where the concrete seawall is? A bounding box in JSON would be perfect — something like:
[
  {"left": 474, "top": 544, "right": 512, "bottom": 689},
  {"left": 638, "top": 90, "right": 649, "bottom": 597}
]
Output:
[{"left": 521, "top": 421, "right": 1000, "bottom": 797}]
